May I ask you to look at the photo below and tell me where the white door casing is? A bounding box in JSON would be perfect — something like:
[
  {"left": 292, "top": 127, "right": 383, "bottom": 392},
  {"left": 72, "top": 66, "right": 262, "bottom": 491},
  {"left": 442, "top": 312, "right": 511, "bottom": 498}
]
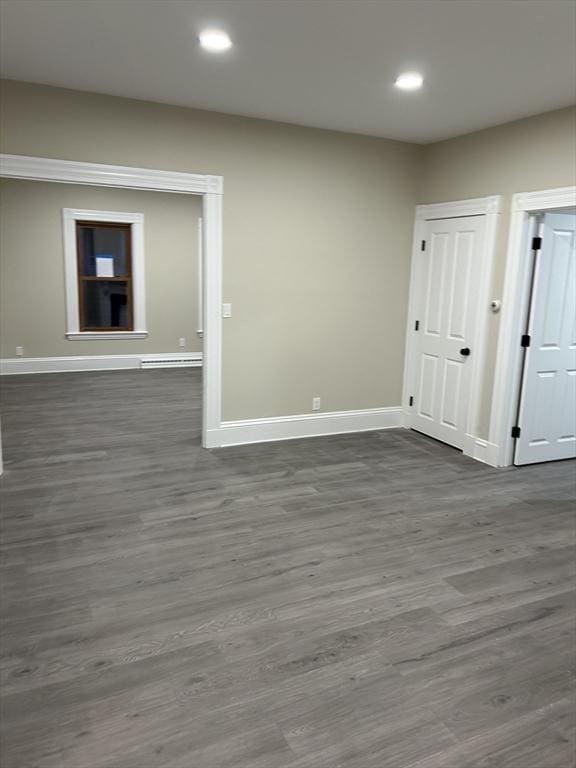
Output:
[
  {"left": 514, "top": 212, "right": 576, "bottom": 465},
  {"left": 489, "top": 187, "right": 576, "bottom": 467}
]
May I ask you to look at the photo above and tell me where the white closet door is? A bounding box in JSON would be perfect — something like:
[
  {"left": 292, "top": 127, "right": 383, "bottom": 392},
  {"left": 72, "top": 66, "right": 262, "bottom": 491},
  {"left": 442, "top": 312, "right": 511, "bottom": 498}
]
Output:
[
  {"left": 515, "top": 212, "right": 576, "bottom": 465},
  {"left": 411, "top": 215, "right": 486, "bottom": 449}
]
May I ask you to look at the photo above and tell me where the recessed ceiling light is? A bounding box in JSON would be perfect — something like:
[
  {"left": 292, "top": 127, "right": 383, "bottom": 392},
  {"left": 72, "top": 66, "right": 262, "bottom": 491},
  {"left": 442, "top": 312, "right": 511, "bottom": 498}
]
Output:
[
  {"left": 198, "top": 29, "right": 232, "bottom": 52},
  {"left": 395, "top": 72, "right": 423, "bottom": 91}
]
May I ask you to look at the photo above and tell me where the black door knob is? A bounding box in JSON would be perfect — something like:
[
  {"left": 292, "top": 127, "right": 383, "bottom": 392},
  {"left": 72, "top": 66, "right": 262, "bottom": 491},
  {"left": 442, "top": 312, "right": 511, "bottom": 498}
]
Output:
[{"left": 460, "top": 347, "right": 471, "bottom": 356}]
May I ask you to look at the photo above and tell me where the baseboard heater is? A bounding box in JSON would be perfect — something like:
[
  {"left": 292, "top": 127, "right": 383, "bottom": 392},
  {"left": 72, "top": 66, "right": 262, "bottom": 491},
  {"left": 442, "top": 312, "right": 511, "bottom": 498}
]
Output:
[{"left": 140, "top": 355, "right": 202, "bottom": 370}]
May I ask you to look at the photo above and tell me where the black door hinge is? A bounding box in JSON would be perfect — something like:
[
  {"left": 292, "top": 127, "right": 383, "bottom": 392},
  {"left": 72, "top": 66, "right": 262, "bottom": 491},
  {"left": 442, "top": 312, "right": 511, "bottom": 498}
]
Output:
[
  {"left": 414, "top": 320, "right": 420, "bottom": 331},
  {"left": 521, "top": 334, "right": 531, "bottom": 347},
  {"left": 421, "top": 240, "right": 426, "bottom": 251},
  {"left": 409, "top": 396, "right": 414, "bottom": 406},
  {"left": 511, "top": 426, "right": 521, "bottom": 438},
  {"left": 532, "top": 236, "right": 542, "bottom": 251}
]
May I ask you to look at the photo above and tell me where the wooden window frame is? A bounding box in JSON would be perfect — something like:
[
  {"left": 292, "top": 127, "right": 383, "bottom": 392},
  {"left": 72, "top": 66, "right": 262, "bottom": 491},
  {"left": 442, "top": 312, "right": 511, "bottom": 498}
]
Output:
[
  {"left": 76, "top": 220, "right": 134, "bottom": 332},
  {"left": 62, "top": 208, "right": 147, "bottom": 341}
]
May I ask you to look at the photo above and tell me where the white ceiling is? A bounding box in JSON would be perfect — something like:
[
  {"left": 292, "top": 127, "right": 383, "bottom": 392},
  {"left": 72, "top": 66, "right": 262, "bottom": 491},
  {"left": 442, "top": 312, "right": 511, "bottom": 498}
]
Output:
[{"left": 1, "top": 0, "right": 575, "bottom": 144}]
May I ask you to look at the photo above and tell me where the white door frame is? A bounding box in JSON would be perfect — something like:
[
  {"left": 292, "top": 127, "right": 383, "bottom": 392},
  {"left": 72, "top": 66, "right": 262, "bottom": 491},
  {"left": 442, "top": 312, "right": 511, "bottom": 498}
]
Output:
[
  {"left": 489, "top": 185, "right": 576, "bottom": 467},
  {"left": 0, "top": 153, "right": 224, "bottom": 449},
  {"left": 402, "top": 195, "right": 502, "bottom": 463}
]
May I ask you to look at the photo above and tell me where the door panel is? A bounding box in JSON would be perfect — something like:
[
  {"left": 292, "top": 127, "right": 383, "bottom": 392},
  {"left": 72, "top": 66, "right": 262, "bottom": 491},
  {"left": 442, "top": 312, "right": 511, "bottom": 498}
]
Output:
[
  {"left": 447, "top": 231, "right": 474, "bottom": 340},
  {"left": 515, "top": 213, "right": 576, "bottom": 465},
  {"left": 440, "top": 358, "right": 462, "bottom": 429},
  {"left": 410, "top": 216, "right": 486, "bottom": 449},
  {"left": 424, "top": 232, "right": 449, "bottom": 335},
  {"left": 417, "top": 354, "right": 438, "bottom": 421}
]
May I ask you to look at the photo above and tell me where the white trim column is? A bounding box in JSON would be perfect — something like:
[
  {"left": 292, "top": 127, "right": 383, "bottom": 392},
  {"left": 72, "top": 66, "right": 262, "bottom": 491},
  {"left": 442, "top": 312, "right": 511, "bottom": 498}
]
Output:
[{"left": 202, "top": 192, "right": 223, "bottom": 447}]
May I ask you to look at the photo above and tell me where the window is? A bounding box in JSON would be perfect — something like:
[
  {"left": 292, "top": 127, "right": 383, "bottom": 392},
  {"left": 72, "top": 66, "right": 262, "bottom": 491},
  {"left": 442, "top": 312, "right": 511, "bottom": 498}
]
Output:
[
  {"left": 63, "top": 209, "right": 146, "bottom": 340},
  {"left": 76, "top": 221, "right": 132, "bottom": 331}
]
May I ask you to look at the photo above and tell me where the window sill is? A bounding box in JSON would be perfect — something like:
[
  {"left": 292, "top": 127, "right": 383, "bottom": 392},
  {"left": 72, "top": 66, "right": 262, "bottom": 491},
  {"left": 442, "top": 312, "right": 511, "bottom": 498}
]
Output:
[{"left": 66, "top": 332, "right": 148, "bottom": 341}]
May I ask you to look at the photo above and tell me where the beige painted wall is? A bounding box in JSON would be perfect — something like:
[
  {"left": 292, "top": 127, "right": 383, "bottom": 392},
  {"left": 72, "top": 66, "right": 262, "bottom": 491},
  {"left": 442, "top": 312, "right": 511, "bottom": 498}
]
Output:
[
  {"left": 0, "top": 80, "right": 423, "bottom": 421},
  {"left": 0, "top": 179, "right": 202, "bottom": 358},
  {"left": 2, "top": 80, "right": 572, "bottom": 431},
  {"left": 421, "top": 106, "right": 576, "bottom": 437}
]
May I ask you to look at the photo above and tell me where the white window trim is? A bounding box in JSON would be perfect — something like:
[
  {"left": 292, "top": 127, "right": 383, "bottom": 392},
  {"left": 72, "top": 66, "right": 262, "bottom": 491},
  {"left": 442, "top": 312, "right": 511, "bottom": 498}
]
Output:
[{"left": 62, "top": 208, "right": 147, "bottom": 340}]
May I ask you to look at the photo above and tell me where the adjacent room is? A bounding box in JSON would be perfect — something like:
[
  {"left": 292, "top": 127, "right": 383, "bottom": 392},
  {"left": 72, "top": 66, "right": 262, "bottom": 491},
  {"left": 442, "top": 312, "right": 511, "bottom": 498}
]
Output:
[{"left": 0, "top": 1, "right": 575, "bottom": 767}]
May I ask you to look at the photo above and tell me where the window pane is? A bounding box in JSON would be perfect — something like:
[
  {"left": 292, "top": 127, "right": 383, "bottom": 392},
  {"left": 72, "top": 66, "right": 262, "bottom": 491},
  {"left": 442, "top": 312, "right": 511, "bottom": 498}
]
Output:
[
  {"left": 83, "top": 281, "right": 129, "bottom": 329},
  {"left": 78, "top": 225, "right": 130, "bottom": 277}
]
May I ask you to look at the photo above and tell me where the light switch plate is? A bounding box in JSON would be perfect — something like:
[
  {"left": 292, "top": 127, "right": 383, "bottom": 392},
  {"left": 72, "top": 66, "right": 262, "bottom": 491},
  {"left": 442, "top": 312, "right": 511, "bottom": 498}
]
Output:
[{"left": 222, "top": 303, "right": 232, "bottom": 318}]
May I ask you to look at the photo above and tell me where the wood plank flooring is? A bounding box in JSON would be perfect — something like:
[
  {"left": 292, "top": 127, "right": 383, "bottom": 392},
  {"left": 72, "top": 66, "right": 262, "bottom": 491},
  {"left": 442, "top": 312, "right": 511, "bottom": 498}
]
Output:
[{"left": 0, "top": 369, "right": 575, "bottom": 768}]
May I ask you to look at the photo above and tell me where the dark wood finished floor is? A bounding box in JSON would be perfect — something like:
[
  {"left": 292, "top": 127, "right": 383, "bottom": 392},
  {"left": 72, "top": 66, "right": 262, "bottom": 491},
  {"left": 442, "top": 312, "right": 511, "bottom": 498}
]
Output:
[{"left": 0, "top": 369, "right": 575, "bottom": 768}]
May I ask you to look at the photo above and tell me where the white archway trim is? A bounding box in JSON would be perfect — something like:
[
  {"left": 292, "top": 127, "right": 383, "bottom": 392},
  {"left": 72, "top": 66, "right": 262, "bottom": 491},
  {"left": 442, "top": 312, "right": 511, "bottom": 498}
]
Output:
[
  {"left": 0, "top": 153, "right": 223, "bottom": 448},
  {"left": 490, "top": 185, "right": 576, "bottom": 467}
]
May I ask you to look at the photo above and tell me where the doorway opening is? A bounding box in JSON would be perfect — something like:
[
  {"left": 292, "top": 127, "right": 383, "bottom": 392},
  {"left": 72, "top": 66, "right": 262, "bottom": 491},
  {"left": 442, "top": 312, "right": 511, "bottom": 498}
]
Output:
[
  {"left": 0, "top": 178, "right": 208, "bottom": 464},
  {"left": 490, "top": 187, "right": 576, "bottom": 467},
  {"left": 0, "top": 154, "right": 224, "bottom": 456},
  {"left": 513, "top": 210, "right": 575, "bottom": 465}
]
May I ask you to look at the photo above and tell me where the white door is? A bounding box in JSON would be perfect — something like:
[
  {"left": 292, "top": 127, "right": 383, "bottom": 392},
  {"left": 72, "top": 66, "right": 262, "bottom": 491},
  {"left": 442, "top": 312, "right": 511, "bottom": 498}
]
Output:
[
  {"left": 514, "top": 212, "right": 576, "bottom": 466},
  {"left": 410, "top": 215, "right": 486, "bottom": 449}
]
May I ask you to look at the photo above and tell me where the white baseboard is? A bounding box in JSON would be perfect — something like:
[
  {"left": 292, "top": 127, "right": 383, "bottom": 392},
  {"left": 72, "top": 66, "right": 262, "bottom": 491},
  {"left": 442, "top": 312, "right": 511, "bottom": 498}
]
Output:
[
  {"left": 462, "top": 433, "right": 500, "bottom": 467},
  {"left": 0, "top": 352, "right": 202, "bottom": 375},
  {"left": 206, "top": 406, "right": 403, "bottom": 448}
]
